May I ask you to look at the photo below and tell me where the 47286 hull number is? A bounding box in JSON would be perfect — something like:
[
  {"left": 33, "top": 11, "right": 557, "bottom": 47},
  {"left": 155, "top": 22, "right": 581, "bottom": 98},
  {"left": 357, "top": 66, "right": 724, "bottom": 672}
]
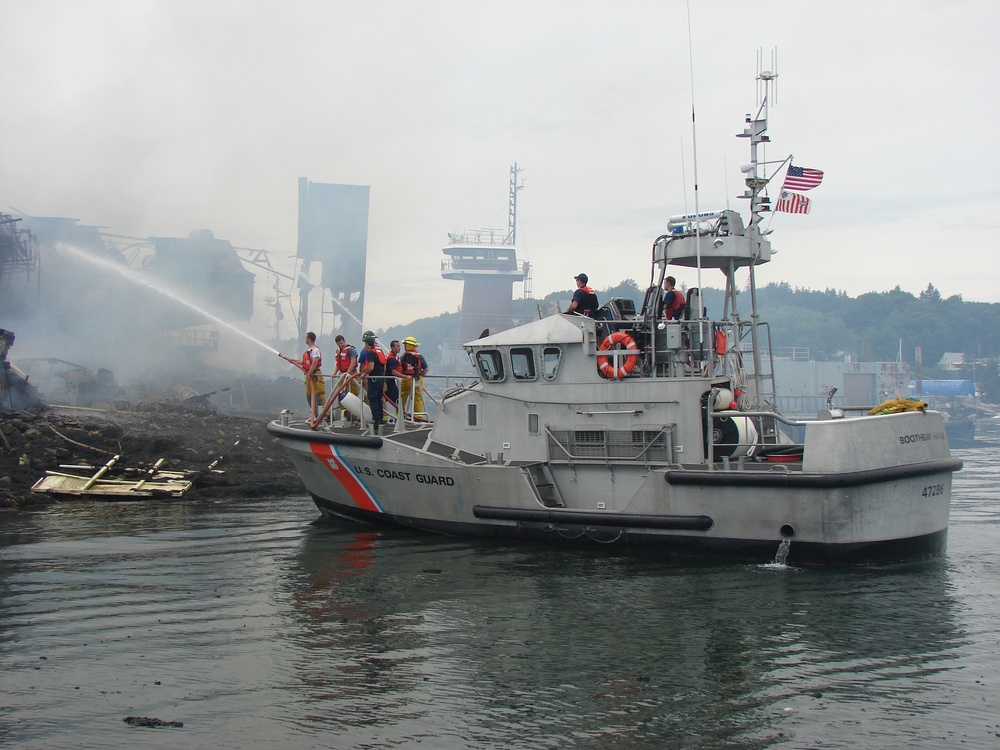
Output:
[{"left": 921, "top": 483, "right": 945, "bottom": 497}]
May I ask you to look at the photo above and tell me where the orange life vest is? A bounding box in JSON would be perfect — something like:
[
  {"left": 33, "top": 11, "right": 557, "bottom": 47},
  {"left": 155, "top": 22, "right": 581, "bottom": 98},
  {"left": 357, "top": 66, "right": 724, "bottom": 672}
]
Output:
[
  {"left": 335, "top": 343, "right": 356, "bottom": 372},
  {"left": 663, "top": 289, "right": 686, "bottom": 319},
  {"left": 362, "top": 347, "right": 387, "bottom": 376},
  {"left": 302, "top": 345, "right": 322, "bottom": 371}
]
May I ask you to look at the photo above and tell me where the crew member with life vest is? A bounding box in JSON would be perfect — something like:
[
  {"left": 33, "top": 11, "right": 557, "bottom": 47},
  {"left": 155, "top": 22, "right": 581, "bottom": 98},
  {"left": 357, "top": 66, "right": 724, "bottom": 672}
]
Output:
[
  {"left": 384, "top": 339, "right": 401, "bottom": 412},
  {"left": 358, "top": 331, "right": 387, "bottom": 433},
  {"left": 277, "top": 331, "right": 325, "bottom": 421},
  {"left": 398, "top": 336, "right": 429, "bottom": 421},
  {"left": 334, "top": 335, "right": 359, "bottom": 376},
  {"left": 565, "top": 273, "right": 599, "bottom": 317},
  {"left": 661, "top": 275, "right": 686, "bottom": 320},
  {"left": 332, "top": 334, "right": 360, "bottom": 420}
]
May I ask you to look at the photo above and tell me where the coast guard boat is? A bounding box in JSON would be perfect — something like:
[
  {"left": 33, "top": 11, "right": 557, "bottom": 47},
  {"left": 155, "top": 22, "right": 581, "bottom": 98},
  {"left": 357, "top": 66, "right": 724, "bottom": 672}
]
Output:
[{"left": 268, "top": 75, "right": 961, "bottom": 565}]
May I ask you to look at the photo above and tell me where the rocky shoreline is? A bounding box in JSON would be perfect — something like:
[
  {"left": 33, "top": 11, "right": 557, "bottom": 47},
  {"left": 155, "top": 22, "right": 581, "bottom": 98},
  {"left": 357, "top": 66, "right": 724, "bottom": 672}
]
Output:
[{"left": 0, "top": 402, "right": 302, "bottom": 510}]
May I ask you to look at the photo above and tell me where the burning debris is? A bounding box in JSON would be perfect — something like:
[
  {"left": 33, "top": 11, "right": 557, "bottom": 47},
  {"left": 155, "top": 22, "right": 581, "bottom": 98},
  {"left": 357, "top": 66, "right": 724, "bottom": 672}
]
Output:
[
  {"left": 1, "top": 404, "right": 300, "bottom": 510},
  {"left": 0, "top": 213, "right": 38, "bottom": 281},
  {"left": 1, "top": 329, "right": 44, "bottom": 412}
]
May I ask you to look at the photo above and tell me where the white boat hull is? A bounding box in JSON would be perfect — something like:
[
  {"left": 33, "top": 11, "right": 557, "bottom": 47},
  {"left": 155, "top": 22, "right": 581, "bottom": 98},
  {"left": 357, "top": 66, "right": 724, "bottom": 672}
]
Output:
[{"left": 267, "top": 410, "right": 958, "bottom": 565}]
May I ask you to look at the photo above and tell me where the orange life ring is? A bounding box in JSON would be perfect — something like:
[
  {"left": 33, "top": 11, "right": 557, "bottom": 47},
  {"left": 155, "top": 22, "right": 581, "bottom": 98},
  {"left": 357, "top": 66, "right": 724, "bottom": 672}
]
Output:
[{"left": 597, "top": 332, "right": 639, "bottom": 380}]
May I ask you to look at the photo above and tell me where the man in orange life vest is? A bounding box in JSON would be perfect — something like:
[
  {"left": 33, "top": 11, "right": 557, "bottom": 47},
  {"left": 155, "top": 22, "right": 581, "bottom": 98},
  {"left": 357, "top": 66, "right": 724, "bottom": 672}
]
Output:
[
  {"left": 332, "top": 334, "right": 360, "bottom": 420},
  {"left": 662, "top": 276, "right": 686, "bottom": 320},
  {"left": 300, "top": 331, "right": 324, "bottom": 420},
  {"left": 565, "top": 273, "right": 599, "bottom": 317},
  {"left": 358, "top": 331, "right": 387, "bottom": 433},
  {"left": 334, "top": 335, "right": 359, "bottom": 376},
  {"left": 277, "top": 332, "right": 324, "bottom": 420}
]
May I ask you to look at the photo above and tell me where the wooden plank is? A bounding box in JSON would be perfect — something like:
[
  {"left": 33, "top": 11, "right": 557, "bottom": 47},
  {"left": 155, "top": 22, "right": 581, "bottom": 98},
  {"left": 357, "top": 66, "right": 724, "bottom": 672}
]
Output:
[
  {"left": 81, "top": 455, "right": 120, "bottom": 491},
  {"left": 133, "top": 458, "right": 166, "bottom": 492}
]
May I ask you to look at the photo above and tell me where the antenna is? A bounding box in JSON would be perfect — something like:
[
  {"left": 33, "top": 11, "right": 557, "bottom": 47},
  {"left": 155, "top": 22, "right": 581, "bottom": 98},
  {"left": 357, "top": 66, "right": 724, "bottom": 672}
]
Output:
[
  {"left": 685, "top": 0, "right": 704, "bottom": 321},
  {"left": 756, "top": 48, "right": 779, "bottom": 108},
  {"left": 724, "top": 156, "right": 730, "bottom": 211},
  {"left": 679, "top": 137, "right": 688, "bottom": 214},
  {"left": 506, "top": 163, "right": 525, "bottom": 246}
]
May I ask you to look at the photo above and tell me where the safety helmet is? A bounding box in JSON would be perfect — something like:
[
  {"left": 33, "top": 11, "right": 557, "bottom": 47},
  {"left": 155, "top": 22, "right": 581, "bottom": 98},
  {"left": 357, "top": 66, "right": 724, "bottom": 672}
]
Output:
[{"left": 403, "top": 336, "right": 419, "bottom": 348}]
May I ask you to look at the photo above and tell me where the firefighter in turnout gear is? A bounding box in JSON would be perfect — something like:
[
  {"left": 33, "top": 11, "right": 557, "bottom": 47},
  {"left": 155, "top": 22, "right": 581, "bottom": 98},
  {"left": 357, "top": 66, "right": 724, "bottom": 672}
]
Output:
[{"left": 399, "top": 336, "right": 429, "bottom": 421}]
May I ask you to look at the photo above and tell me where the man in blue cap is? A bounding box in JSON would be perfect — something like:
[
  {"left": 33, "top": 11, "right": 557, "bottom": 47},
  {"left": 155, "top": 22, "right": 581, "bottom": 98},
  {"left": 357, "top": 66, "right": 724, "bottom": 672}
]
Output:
[
  {"left": 358, "top": 331, "right": 387, "bottom": 433},
  {"left": 565, "top": 273, "right": 599, "bottom": 317}
]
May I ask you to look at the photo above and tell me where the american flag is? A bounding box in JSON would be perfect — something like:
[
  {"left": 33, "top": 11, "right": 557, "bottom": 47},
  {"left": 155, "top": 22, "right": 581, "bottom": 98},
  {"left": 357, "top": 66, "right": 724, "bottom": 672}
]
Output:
[
  {"left": 782, "top": 164, "right": 824, "bottom": 191},
  {"left": 775, "top": 190, "right": 811, "bottom": 215}
]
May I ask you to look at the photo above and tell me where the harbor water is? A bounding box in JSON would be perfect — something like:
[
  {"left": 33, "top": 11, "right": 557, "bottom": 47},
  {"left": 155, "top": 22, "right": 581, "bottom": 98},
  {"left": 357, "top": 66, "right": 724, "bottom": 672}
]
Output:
[{"left": 2, "top": 447, "right": 999, "bottom": 749}]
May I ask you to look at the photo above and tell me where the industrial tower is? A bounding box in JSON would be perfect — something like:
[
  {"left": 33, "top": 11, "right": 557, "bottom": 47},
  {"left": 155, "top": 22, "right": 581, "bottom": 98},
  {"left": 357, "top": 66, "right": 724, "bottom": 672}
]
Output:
[
  {"left": 296, "top": 178, "right": 370, "bottom": 345},
  {"left": 441, "top": 164, "right": 531, "bottom": 347}
]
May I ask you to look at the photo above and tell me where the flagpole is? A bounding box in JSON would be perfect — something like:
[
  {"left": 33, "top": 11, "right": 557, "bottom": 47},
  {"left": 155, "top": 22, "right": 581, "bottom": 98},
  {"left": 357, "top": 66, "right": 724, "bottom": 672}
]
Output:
[{"left": 746, "top": 68, "right": 778, "bottom": 408}]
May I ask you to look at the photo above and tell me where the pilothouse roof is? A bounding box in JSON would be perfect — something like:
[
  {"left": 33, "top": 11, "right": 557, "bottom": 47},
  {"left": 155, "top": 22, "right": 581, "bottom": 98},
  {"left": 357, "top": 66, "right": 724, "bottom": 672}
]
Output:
[{"left": 465, "top": 313, "right": 588, "bottom": 348}]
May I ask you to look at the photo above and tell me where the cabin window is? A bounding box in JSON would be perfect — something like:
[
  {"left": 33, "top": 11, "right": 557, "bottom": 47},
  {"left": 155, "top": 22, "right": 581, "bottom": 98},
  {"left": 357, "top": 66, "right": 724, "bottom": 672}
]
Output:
[
  {"left": 528, "top": 413, "right": 540, "bottom": 435},
  {"left": 475, "top": 349, "right": 505, "bottom": 382},
  {"left": 510, "top": 348, "right": 536, "bottom": 381},
  {"left": 467, "top": 403, "right": 479, "bottom": 427},
  {"left": 542, "top": 346, "right": 561, "bottom": 380}
]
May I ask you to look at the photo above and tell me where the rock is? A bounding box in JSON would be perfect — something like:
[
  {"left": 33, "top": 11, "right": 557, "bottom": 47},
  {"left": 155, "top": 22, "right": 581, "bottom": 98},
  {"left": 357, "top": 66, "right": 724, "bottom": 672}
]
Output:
[{"left": 122, "top": 716, "right": 183, "bottom": 728}]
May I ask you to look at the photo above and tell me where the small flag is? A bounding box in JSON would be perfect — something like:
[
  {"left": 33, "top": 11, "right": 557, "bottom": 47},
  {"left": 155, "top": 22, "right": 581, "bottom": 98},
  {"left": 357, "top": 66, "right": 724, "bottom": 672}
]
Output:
[
  {"left": 775, "top": 190, "right": 811, "bottom": 214},
  {"left": 782, "top": 164, "right": 824, "bottom": 191}
]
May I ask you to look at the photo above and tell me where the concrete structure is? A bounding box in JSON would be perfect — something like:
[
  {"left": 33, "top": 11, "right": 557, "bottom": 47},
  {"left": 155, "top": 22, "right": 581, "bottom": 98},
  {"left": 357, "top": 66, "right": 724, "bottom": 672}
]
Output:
[{"left": 296, "top": 179, "right": 370, "bottom": 345}]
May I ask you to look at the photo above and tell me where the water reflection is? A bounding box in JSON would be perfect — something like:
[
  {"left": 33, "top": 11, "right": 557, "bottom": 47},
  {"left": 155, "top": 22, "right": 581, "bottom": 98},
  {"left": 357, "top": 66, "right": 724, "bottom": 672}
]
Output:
[
  {"left": 283, "top": 521, "right": 965, "bottom": 748},
  {"left": 2, "top": 449, "right": 993, "bottom": 750}
]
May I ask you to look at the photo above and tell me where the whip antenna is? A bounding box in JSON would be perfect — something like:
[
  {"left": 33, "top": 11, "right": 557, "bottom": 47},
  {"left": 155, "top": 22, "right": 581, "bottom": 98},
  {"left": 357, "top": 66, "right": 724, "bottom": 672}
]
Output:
[{"left": 685, "top": 0, "right": 704, "bottom": 321}]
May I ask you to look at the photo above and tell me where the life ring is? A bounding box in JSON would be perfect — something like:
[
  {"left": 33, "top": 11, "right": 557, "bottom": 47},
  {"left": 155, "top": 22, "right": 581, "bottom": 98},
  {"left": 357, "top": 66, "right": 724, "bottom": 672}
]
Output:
[{"left": 597, "top": 332, "right": 639, "bottom": 380}]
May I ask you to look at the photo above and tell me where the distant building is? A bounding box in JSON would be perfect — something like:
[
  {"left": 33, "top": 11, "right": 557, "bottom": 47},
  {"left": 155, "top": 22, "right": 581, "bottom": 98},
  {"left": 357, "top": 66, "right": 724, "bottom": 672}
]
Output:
[
  {"left": 937, "top": 352, "right": 966, "bottom": 371},
  {"left": 148, "top": 229, "right": 256, "bottom": 323},
  {"left": 770, "top": 358, "right": 910, "bottom": 415}
]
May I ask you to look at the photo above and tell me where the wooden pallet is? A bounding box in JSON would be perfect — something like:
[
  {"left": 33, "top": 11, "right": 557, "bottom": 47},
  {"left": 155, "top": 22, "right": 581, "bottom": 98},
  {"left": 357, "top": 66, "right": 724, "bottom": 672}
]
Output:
[{"left": 30, "top": 456, "right": 193, "bottom": 499}]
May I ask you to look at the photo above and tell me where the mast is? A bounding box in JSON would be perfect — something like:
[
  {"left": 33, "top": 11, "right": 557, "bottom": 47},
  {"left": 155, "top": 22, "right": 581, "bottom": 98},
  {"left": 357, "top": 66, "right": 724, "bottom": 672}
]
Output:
[{"left": 738, "top": 65, "right": 778, "bottom": 408}]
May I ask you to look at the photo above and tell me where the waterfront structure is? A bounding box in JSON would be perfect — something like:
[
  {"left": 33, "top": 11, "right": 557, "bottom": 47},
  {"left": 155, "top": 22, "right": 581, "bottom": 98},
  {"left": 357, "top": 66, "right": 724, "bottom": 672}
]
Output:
[{"left": 441, "top": 164, "right": 530, "bottom": 349}]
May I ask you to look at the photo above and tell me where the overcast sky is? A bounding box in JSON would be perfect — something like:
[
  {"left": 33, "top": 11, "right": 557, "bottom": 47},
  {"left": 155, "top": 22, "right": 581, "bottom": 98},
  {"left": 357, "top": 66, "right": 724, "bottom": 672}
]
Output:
[{"left": 2, "top": 0, "right": 998, "bottom": 337}]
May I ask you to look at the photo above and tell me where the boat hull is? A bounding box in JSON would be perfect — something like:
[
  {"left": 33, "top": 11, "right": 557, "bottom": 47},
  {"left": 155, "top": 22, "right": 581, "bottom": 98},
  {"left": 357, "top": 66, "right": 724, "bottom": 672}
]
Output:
[
  {"left": 306, "top": 490, "right": 948, "bottom": 565},
  {"left": 267, "top": 415, "right": 960, "bottom": 566}
]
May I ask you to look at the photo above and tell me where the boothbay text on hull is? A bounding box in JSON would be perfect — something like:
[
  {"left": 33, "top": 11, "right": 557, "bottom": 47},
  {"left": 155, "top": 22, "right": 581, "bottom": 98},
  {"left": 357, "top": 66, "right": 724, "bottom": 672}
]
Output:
[{"left": 267, "top": 74, "right": 962, "bottom": 566}]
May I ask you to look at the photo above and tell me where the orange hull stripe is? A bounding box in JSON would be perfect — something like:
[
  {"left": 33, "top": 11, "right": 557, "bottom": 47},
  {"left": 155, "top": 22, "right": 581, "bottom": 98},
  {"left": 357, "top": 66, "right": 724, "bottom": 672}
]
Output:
[{"left": 308, "top": 442, "right": 382, "bottom": 513}]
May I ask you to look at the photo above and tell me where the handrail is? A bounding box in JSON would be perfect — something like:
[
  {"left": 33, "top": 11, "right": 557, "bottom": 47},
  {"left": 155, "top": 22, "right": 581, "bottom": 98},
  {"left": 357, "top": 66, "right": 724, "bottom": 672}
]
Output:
[{"left": 711, "top": 408, "right": 834, "bottom": 429}]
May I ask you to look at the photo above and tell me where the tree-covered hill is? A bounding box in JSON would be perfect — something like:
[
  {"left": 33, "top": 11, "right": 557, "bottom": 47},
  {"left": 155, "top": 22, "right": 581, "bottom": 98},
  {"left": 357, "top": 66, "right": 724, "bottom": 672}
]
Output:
[
  {"left": 751, "top": 282, "right": 999, "bottom": 366},
  {"left": 375, "top": 279, "right": 1000, "bottom": 394}
]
